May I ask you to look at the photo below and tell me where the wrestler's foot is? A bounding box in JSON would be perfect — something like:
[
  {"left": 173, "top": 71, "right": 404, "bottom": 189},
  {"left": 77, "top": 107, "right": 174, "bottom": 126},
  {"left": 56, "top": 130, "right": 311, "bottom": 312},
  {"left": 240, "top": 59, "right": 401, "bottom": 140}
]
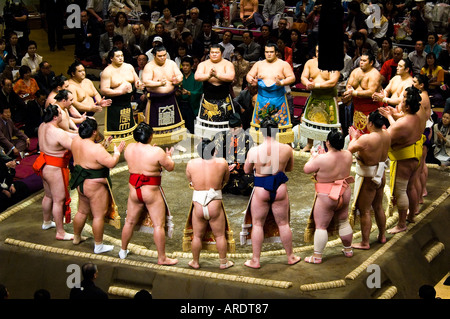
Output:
[
  {"left": 56, "top": 232, "right": 74, "bottom": 241},
  {"left": 158, "top": 257, "right": 178, "bottom": 266},
  {"left": 387, "top": 226, "right": 407, "bottom": 234},
  {"left": 288, "top": 255, "right": 301, "bottom": 265},
  {"left": 378, "top": 234, "right": 386, "bottom": 244},
  {"left": 244, "top": 259, "right": 261, "bottom": 269},
  {"left": 119, "top": 249, "right": 129, "bottom": 259},
  {"left": 42, "top": 221, "right": 56, "bottom": 230},
  {"left": 219, "top": 258, "right": 234, "bottom": 269},
  {"left": 72, "top": 234, "right": 88, "bottom": 245},
  {"left": 188, "top": 260, "right": 200, "bottom": 269},
  {"left": 342, "top": 247, "right": 353, "bottom": 258},
  {"left": 94, "top": 243, "right": 114, "bottom": 254},
  {"left": 304, "top": 256, "right": 322, "bottom": 264},
  {"left": 352, "top": 242, "right": 370, "bottom": 250}
]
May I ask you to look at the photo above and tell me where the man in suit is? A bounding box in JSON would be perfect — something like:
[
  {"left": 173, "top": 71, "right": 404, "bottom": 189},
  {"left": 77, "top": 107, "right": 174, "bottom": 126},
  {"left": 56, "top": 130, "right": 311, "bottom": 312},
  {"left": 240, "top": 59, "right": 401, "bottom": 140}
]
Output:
[
  {"left": 196, "top": 20, "right": 220, "bottom": 49},
  {"left": 0, "top": 105, "right": 30, "bottom": 158},
  {"left": 74, "top": 10, "right": 101, "bottom": 67},
  {"left": 182, "top": 31, "right": 204, "bottom": 59},
  {"left": 128, "top": 24, "right": 149, "bottom": 60},
  {"left": 34, "top": 61, "right": 55, "bottom": 95},
  {"left": 43, "top": 0, "right": 66, "bottom": 51},
  {"left": 237, "top": 31, "right": 261, "bottom": 62},
  {"left": 0, "top": 78, "right": 27, "bottom": 124},
  {"left": 99, "top": 20, "right": 118, "bottom": 66}
]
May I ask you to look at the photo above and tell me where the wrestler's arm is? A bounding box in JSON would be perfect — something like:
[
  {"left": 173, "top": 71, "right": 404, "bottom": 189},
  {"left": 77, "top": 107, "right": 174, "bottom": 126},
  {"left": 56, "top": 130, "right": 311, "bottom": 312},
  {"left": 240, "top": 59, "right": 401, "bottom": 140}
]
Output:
[
  {"left": 246, "top": 63, "right": 259, "bottom": 86},
  {"left": 244, "top": 148, "right": 255, "bottom": 174},
  {"left": 90, "top": 80, "right": 111, "bottom": 107},
  {"left": 281, "top": 62, "right": 296, "bottom": 86},
  {"left": 300, "top": 61, "right": 311, "bottom": 86},
  {"left": 159, "top": 147, "right": 175, "bottom": 172},
  {"left": 171, "top": 62, "right": 183, "bottom": 85},
  {"left": 96, "top": 143, "right": 123, "bottom": 168},
  {"left": 194, "top": 62, "right": 212, "bottom": 82},
  {"left": 285, "top": 148, "right": 294, "bottom": 172},
  {"left": 56, "top": 129, "right": 74, "bottom": 151},
  {"left": 303, "top": 154, "right": 320, "bottom": 174},
  {"left": 386, "top": 118, "right": 408, "bottom": 146},
  {"left": 347, "top": 134, "right": 368, "bottom": 154},
  {"left": 69, "top": 85, "right": 98, "bottom": 113},
  {"left": 221, "top": 158, "right": 230, "bottom": 187},
  {"left": 315, "top": 70, "right": 340, "bottom": 89},
  {"left": 215, "top": 61, "right": 235, "bottom": 83},
  {"left": 142, "top": 64, "right": 163, "bottom": 88},
  {"left": 354, "top": 72, "right": 381, "bottom": 98}
]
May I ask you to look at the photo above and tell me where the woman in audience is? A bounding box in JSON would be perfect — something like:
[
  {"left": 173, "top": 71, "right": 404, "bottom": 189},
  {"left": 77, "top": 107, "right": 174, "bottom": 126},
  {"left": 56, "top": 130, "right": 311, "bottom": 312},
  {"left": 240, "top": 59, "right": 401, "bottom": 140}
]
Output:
[
  {"left": 13, "top": 65, "right": 39, "bottom": 103},
  {"left": 421, "top": 52, "right": 445, "bottom": 108}
]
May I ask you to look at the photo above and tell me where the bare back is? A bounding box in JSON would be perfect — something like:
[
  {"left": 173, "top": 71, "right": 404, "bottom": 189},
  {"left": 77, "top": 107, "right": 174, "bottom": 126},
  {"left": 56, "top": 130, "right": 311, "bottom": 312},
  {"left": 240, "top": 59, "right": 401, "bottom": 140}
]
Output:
[
  {"left": 304, "top": 150, "right": 353, "bottom": 183},
  {"left": 245, "top": 140, "right": 293, "bottom": 176},
  {"left": 38, "top": 122, "right": 73, "bottom": 157},
  {"left": 388, "top": 113, "right": 423, "bottom": 150},
  {"left": 186, "top": 157, "right": 229, "bottom": 191},
  {"left": 71, "top": 136, "right": 113, "bottom": 170},
  {"left": 125, "top": 142, "right": 173, "bottom": 176},
  {"left": 350, "top": 130, "right": 391, "bottom": 166}
]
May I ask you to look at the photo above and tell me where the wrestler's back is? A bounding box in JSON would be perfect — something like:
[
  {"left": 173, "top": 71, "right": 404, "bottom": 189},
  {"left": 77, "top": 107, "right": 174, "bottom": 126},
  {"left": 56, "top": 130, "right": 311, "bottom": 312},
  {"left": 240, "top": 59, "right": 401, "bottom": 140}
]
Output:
[
  {"left": 38, "top": 123, "right": 69, "bottom": 157},
  {"left": 125, "top": 143, "right": 167, "bottom": 176},
  {"left": 389, "top": 114, "right": 423, "bottom": 150},
  {"left": 357, "top": 131, "right": 391, "bottom": 166},
  {"left": 313, "top": 151, "right": 353, "bottom": 183},
  {"left": 187, "top": 158, "right": 228, "bottom": 191},
  {"left": 72, "top": 137, "right": 109, "bottom": 171},
  {"left": 250, "top": 142, "right": 293, "bottom": 176}
]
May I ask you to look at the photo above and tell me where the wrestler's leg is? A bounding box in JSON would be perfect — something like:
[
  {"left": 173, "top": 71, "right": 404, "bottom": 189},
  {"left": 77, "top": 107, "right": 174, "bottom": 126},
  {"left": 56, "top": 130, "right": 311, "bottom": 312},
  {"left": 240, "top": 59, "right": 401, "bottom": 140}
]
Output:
[
  {"left": 407, "top": 163, "right": 422, "bottom": 223},
  {"left": 419, "top": 147, "right": 428, "bottom": 204},
  {"left": 206, "top": 201, "right": 234, "bottom": 269},
  {"left": 305, "top": 194, "right": 335, "bottom": 263},
  {"left": 271, "top": 185, "right": 300, "bottom": 265},
  {"left": 41, "top": 178, "right": 55, "bottom": 229},
  {"left": 189, "top": 202, "right": 209, "bottom": 269},
  {"left": 43, "top": 166, "right": 72, "bottom": 240},
  {"left": 145, "top": 191, "right": 178, "bottom": 265},
  {"left": 335, "top": 189, "right": 353, "bottom": 256},
  {"left": 388, "top": 160, "right": 416, "bottom": 234},
  {"left": 84, "top": 181, "right": 113, "bottom": 253},
  {"left": 303, "top": 139, "right": 313, "bottom": 152},
  {"left": 119, "top": 189, "right": 144, "bottom": 259},
  {"left": 373, "top": 178, "right": 386, "bottom": 244},
  {"left": 72, "top": 190, "right": 90, "bottom": 245},
  {"left": 353, "top": 178, "right": 376, "bottom": 250},
  {"left": 244, "top": 188, "right": 269, "bottom": 269}
]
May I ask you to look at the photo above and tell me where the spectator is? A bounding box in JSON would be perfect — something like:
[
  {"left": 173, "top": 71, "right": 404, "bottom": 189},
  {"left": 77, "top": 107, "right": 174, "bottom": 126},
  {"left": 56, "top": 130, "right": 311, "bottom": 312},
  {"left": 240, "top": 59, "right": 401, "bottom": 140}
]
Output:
[
  {"left": 113, "top": 35, "right": 134, "bottom": 65},
  {"left": 182, "top": 32, "right": 204, "bottom": 60},
  {"left": 23, "top": 90, "right": 46, "bottom": 138},
  {"left": 44, "top": 0, "right": 66, "bottom": 51},
  {"left": 377, "top": 37, "right": 394, "bottom": 67},
  {"left": 176, "top": 56, "right": 203, "bottom": 133},
  {"left": 232, "top": 47, "right": 250, "bottom": 94},
  {"left": 0, "top": 284, "right": 9, "bottom": 299},
  {"left": 133, "top": 54, "right": 148, "bottom": 112},
  {"left": 0, "top": 104, "right": 30, "bottom": 158},
  {"left": 219, "top": 30, "right": 235, "bottom": 61},
  {"left": 437, "top": 41, "right": 450, "bottom": 83},
  {"left": 340, "top": 41, "right": 353, "bottom": 82},
  {"left": 147, "top": 23, "right": 174, "bottom": 57},
  {"left": 128, "top": 24, "right": 148, "bottom": 60},
  {"left": 99, "top": 20, "right": 118, "bottom": 66},
  {"left": 0, "top": 78, "right": 27, "bottom": 123},
  {"left": 33, "top": 61, "right": 55, "bottom": 95},
  {"left": 140, "top": 13, "right": 155, "bottom": 37},
  {"left": 408, "top": 39, "right": 427, "bottom": 76},
  {"left": 413, "top": 0, "right": 435, "bottom": 33},
  {"left": 2, "top": 55, "right": 20, "bottom": 83},
  {"left": 367, "top": 3, "right": 388, "bottom": 43},
  {"left": 350, "top": 31, "right": 367, "bottom": 63},
  {"left": 232, "top": 82, "right": 258, "bottom": 130},
  {"left": 421, "top": 52, "right": 445, "bottom": 108},
  {"left": 169, "top": 15, "right": 190, "bottom": 45},
  {"left": 425, "top": 32, "right": 443, "bottom": 60},
  {"left": 196, "top": 20, "right": 220, "bottom": 49},
  {"left": 86, "top": 0, "right": 106, "bottom": 24},
  {"left": 433, "top": 110, "right": 450, "bottom": 166},
  {"left": 3, "top": 0, "right": 30, "bottom": 49},
  {"left": 108, "top": 0, "right": 133, "bottom": 17},
  {"left": 20, "top": 41, "right": 43, "bottom": 76},
  {"left": 13, "top": 65, "right": 40, "bottom": 102},
  {"left": 256, "top": 24, "right": 272, "bottom": 58},
  {"left": 271, "top": 17, "right": 291, "bottom": 46},
  {"left": 344, "top": 0, "right": 368, "bottom": 39},
  {"left": 186, "top": 7, "right": 203, "bottom": 40},
  {"left": 74, "top": 10, "right": 101, "bottom": 67},
  {"left": 211, "top": 0, "right": 223, "bottom": 25},
  {"left": 114, "top": 11, "right": 133, "bottom": 46},
  {"left": 5, "top": 32, "right": 24, "bottom": 65},
  {"left": 191, "top": 0, "right": 216, "bottom": 23},
  {"left": 277, "top": 37, "right": 293, "bottom": 69},
  {"left": 380, "top": 46, "right": 403, "bottom": 86},
  {"left": 174, "top": 44, "right": 188, "bottom": 68},
  {"left": 0, "top": 39, "right": 8, "bottom": 73},
  {"left": 237, "top": 31, "right": 261, "bottom": 63},
  {"left": 158, "top": 7, "right": 176, "bottom": 32},
  {"left": 359, "top": 29, "right": 379, "bottom": 55},
  {"left": 408, "top": 9, "right": 428, "bottom": 45},
  {"left": 145, "top": 36, "right": 172, "bottom": 62},
  {"left": 262, "top": 0, "right": 285, "bottom": 28},
  {"left": 290, "top": 29, "right": 306, "bottom": 66},
  {"left": 237, "top": 0, "right": 263, "bottom": 28},
  {"left": 383, "top": 0, "right": 400, "bottom": 39},
  {"left": 69, "top": 263, "right": 108, "bottom": 300}
]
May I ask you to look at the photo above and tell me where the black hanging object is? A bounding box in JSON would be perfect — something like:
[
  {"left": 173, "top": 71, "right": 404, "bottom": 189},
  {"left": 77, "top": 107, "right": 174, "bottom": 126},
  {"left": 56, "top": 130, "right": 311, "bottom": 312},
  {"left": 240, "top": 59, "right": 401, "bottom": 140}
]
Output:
[{"left": 318, "top": 0, "right": 344, "bottom": 71}]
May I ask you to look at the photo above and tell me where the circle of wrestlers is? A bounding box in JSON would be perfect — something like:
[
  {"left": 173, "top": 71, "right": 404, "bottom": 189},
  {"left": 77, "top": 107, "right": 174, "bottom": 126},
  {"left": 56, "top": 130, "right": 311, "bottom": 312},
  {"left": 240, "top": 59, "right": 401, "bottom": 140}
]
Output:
[{"left": 31, "top": 41, "right": 433, "bottom": 270}]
